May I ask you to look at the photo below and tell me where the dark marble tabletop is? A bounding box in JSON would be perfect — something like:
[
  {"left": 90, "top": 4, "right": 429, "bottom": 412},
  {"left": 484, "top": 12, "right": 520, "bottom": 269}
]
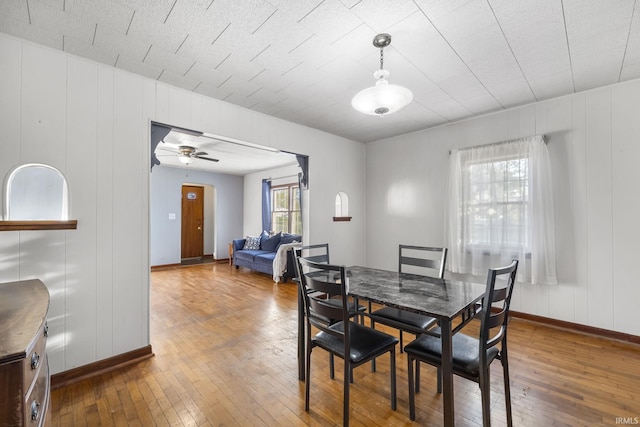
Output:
[{"left": 345, "top": 266, "right": 486, "bottom": 319}]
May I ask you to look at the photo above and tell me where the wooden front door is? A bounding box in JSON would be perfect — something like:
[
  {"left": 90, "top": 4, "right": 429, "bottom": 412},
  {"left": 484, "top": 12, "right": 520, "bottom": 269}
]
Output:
[{"left": 181, "top": 185, "right": 204, "bottom": 259}]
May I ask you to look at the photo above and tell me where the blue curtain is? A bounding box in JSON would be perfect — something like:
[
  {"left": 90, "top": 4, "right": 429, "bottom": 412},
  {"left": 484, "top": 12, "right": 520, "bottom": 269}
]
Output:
[{"left": 262, "top": 179, "right": 271, "bottom": 232}]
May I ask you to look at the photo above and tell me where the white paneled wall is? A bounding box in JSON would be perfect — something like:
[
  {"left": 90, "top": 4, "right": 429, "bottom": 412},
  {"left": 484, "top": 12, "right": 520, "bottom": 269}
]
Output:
[
  {"left": 0, "top": 32, "right": 366, "bottom": 374},
  {"left": 366, "top": 79, "right": 640, "bottom": 336}
]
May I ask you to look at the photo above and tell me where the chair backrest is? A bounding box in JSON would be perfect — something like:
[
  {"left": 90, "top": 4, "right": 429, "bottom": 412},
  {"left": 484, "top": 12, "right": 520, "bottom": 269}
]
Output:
[
  {"left": 479, "top": 260, "right": 519, "bottom": 357},
  {"left": 398, "top": 245, "right": 447, "bottom": 279},
  {"left": 296, "top": 256, "right": 349, "bottom": 338},
  {"left": 298, "top": 243, "right": 330, "bottom": 264}
]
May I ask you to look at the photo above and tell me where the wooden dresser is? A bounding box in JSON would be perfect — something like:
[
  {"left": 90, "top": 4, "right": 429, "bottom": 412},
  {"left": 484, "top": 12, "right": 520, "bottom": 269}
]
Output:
[{"left": 0, "top": 279, "right": 51, "bottom": 427}]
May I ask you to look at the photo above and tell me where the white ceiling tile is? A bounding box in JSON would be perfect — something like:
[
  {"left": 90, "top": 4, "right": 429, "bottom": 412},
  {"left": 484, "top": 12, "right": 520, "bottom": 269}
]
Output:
[
  {"left": 127, "top": 9, "right": 189, "bottom": 53},
  {"left": 620, "top": 2, "right": 640, "bottom": 81},
  {"left": 158, "top": 69, "right": 200, "bottom": 92},
  {"left": 65, "top": 0, "right": 134, "bottom": 34},
  {"left": 29, "top": 1, "right": 95, "bottom": 44},
  {"left": 116, "top": 54, "right": 163, "bottom": 80},
  {"left": 114, "top": 0, "right": 176, "bottom": 23},
  {"left": 3, "top": 0, "right": 639, "bottom": 143},
  {"left": 412, "top": 0, "right": 476, "bottom": 22},
  {"left": 0, "top": 0, "right": 29, "bottom": 22},
  {"left": 0, "top": 17, "right": 63, "bottom": 51},
  {"left": 564, "top": 0, "right": 635, "bottom": 91},
  {"left": 298, "top": 0, "right": 364, "bottom": 43},
  {"left": 143, "top": 45, "right": 193, "bottom": 76},
  {"left": 264, "top": 0, "right": 324, "bottom": 22},
  {"left": 194, "top": 81, "right": 234, "bottom": 101},
  {"left": 166, "top": 1, "right": 230, "bottom": 40},
  {"left": 209, "top": 0, "right": 276, "bottom": 34},
  {"left": 428, "top": 0, "right": 495, "bottom": 43},
  {"left": 64, "top": 37, "right": 118, "bottom": 66},
  {"left": 489, "top": 0, "right": 572, "bottom": 99},
  {"left": 351, "top": 0, "right": 419, "bottom": 32},
  {"left": 184, "top": 62, "right": 230, "bottom": 87}
]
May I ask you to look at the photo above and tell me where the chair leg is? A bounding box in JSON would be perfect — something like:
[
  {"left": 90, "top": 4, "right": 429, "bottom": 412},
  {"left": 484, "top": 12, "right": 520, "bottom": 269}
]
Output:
[
  {"left": 343, "top": 358, "right": 350, "bottom": 427},
  {"left": 305, "top": 346, "right": 311, "bottom": 411},
  {"left": 390, "top": 348, "right": 397, "bottom": 410},
  {"left": 399, "top": 330, "right": 404, "bottom": 353},
  {"left": 330, "top": 354, "right": 335, "bottom": 379},
  {"left": 415, "top": 360, "right": 421, "bottom": 393},
  {"left": 370, "top": 319, "right": 377, "bottom": 372},
  {"left": 502, "top": 354, "right": 513, "bottom": 427},
  {"left": 479, "top": 366, "right": 492, "bottom": 427},
  {"left": 436, "top": 367, "right": 442, "bottom": 393},
  {"left": 407, "top": 355, "right": 416, "bottom": 421}
]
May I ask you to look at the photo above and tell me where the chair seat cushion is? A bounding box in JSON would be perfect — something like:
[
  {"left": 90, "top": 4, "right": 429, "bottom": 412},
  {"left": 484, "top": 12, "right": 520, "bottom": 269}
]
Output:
[
  {"left": 314, "top": 321, "right": 398, "bottom": 364},
  {"left": 370, "top": 307, "right": 438, "bottom": 331},
  {"left": 403, "top": 327, "right": 499, "bottom": 377}
]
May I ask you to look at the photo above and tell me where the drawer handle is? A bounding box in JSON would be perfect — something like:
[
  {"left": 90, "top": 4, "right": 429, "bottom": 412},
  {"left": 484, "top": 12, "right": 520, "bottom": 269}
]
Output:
[
  {"left": 30, "top": 401, "right": 40, "bottom": 421},
  {"left": 31, "top": 352, "right": 40, "bottom": 370}
]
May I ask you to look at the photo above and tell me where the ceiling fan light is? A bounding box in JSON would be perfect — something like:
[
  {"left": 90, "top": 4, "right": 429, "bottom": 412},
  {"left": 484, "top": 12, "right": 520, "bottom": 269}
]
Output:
[
  {"left": 178, "top": 155, "right": 193, "bottom": 164},
  {"left": 351, "top": 80, "right": 413, "bottom": 116}
]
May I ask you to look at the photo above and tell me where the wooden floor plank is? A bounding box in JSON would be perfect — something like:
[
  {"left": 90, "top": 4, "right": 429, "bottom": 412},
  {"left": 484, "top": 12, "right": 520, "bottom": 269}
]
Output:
[{"left": 51, "top": 262, "right": 640, "bottom": 426}]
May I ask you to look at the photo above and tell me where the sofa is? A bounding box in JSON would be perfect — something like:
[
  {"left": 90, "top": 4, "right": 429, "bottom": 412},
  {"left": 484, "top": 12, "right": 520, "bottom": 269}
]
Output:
[{"left": 233, "top": 232, "right": 302, "bottom": 282}]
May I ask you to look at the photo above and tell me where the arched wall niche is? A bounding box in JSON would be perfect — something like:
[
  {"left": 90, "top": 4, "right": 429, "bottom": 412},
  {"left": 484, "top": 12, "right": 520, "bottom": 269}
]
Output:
[{"left": 0, "top": 163, "right": 77, "bottom": 231}]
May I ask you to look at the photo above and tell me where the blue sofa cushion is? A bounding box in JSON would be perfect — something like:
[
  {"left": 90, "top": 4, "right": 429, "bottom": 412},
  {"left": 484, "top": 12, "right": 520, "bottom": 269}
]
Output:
[
  {"left": 254, "top": 252, "right": 276, "bottom": 266},
  {"left": 235, "top": 249, "right": 270, "bottom": 262},
  {"left": 260, "top": 232, "right": 281, "bottom": 252}
]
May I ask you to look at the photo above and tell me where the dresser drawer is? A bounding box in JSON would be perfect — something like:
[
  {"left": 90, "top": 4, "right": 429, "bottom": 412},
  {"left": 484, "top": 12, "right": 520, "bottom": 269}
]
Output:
[
  {"left": 23, "top": 322, "right": 47, "bottom": 392},
  {"left": 24, "top": 354, "right": 50, "bottom": 426}
]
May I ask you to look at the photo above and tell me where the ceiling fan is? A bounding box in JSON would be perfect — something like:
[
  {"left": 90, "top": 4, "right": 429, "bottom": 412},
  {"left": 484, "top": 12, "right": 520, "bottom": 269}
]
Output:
[{"left": 157, "top": 144, "right": 219, "bottom": 165}]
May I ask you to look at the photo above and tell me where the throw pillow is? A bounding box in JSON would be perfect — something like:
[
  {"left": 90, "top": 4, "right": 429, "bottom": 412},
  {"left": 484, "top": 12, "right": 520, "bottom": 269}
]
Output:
[
  {"left": 260, "top": 232, "right": 281, "bottom": 252},
  {"left": 242, "top": 236, "right": 261, "bottom": 250}
]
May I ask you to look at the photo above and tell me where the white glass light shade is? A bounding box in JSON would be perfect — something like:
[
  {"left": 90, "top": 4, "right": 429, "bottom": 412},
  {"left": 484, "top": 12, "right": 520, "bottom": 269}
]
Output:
[
  {"left": 351, "top": 77, "right": 413, "bottom": 116},
  {"left": 178, "top": 155, "right": 193, "bottom": 164}
]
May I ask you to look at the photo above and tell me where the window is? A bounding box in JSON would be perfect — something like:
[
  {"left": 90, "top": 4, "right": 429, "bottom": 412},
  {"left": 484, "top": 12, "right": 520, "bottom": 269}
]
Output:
[
  {"left": 271, "top": 183, "right": 301, "bottom": 234},
  {"left": 466, "top": 156, "right": 528, "bottom": 250},
  {"left": 446, "top": 136, "right": 557, "bottom": 284}
]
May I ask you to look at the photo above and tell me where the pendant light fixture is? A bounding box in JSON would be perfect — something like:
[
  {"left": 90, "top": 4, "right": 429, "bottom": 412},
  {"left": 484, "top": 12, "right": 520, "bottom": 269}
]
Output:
[{"left": 351, "top": 33, "right": 413, "bottom": 116}]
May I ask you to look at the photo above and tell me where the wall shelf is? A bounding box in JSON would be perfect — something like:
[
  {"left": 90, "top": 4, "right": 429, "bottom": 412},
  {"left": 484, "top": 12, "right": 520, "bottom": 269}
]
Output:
[{"left": 0, "top": 220, "right": 78, "bottom": 231}]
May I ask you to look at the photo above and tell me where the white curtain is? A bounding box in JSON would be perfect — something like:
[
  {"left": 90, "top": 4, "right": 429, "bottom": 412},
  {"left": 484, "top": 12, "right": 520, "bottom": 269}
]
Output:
[{"left": 445, "top": 135, "right": 557, "bottom": 285}]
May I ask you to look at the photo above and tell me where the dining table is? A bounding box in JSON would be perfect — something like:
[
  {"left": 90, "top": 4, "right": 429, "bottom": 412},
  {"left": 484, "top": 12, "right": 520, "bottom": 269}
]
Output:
[{"left": 296, "top": 265, "right": 487, "bottom": 427}]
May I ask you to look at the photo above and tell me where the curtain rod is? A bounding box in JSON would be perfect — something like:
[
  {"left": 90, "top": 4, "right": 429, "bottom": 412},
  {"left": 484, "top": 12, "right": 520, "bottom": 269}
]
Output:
[
  {"left": 267, "top": 174, "right": 298, "bottom": 181},
  {"left": 449, "top": 134, "right": 546, "bottom": 155}
]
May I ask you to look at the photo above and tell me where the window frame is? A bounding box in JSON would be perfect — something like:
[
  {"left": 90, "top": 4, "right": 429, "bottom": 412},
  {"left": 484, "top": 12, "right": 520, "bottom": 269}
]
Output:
[{"left": 271, "top": 183, "right": 301, "bottom": 234}]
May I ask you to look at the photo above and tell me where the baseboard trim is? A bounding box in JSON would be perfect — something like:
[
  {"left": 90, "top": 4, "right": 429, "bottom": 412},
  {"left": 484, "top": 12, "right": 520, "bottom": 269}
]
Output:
[
  {"left": 510, "top": 311, "right": 640, "bottom": 346},
  {"left": 50, "top": 345, "right": 154, "bottom": 390}
]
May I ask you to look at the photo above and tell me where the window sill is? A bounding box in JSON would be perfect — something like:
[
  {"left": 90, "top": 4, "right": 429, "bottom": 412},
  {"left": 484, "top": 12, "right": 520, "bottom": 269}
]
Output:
[
  {"left": 333, "top": 216, "right": 352, "bottom": 222},
  {"left": 0, "top": 220, "right": 78, "bottom": 231}
]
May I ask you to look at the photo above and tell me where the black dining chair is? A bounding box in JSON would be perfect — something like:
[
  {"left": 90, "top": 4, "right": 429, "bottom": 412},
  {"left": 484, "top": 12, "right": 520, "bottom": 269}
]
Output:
[
  {"left": 404, "top": 259, "right": 519, "bottom": 426},
  {"left": 296, "top": 256, "right": 398, "bottom": 427},
  {"left": 295, "top": 244, "right": 366, "bottom": 323},
  {"left": 293, "top": 244, "right": 366, "bottom": 382},
  {"left": 369, "top": 245, "right": 447, "bottom": 351}
]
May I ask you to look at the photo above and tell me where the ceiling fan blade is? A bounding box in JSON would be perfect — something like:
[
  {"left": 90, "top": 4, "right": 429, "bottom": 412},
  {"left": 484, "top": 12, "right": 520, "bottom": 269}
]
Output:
[
  {"left": 196, "top": 156, "right": 219, "bottom": 162},
  {"left": 194, "top": 151, "right": 208, "bottom": 156}
]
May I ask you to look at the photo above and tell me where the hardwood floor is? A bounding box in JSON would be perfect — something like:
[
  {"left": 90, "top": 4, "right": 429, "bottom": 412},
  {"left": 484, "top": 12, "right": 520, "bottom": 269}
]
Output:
[{"left": 52, "top": 263, "right": 640, "bottom": 426}]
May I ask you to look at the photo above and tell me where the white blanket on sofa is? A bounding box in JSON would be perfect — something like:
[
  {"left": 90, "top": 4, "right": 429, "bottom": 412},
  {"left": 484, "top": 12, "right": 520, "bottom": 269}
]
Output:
[{"left": 273, "top": 242, "right": 302, "bottom": 283}]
